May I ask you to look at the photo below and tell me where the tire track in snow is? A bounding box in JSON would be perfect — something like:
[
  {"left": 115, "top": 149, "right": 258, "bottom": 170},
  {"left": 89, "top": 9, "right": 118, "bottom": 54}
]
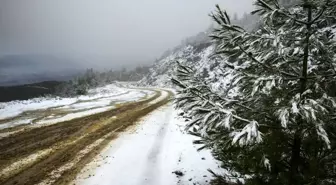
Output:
[
  {"left": 0, "top": 89, "right": 172, "bottom": 185},
  {"left": 141, "top": 105, "right": 173, "bottom": 185}
]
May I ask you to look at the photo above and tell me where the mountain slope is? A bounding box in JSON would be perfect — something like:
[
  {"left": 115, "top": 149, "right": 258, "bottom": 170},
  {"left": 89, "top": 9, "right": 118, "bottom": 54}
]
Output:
[
  {"left": 139, "top": 41, "right": 235, "bottom": 97},
  {"left": 139, "top": 14, "right": 261, "bottom": 89},
  {"left": 140, "top": 23, "right": 336, "bottom": 91}
]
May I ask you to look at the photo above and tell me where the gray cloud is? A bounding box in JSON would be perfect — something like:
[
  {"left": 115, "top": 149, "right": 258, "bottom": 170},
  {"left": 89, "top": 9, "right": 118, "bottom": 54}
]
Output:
[{"left": 0, "top": 0, "right": 253, "bottom": 69}]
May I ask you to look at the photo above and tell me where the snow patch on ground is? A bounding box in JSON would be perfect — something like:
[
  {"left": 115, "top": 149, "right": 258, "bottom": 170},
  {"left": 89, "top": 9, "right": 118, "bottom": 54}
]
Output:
[
  {"left": 0, "top": 98, "right": 77, "bottom": 120},
  {"left": 0, "top": 84, "right": 126, "bottom": 120},
  {"left": 74, "top": 103, "right": 221, "bottom": 185},
  {"left": 36, "top": 106, "right": 115, "bottom": 125},
  {"left": 0, "top": 84, "right": 155, "bottom": 129},
  {"left": 148, "top": 90, "right": 169, "bottom": 105},
  {"left": 0, "top": 118, "right": 34, "bottom": 130},
  {"left": 0, "top": 148, "right": 53, "bottom": 180}
]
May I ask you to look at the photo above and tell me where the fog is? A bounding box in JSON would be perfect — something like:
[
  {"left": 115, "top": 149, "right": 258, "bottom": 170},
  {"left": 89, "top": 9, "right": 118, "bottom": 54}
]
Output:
[{"left": 0, "top": 0, "right": 253, "bottom": 69}]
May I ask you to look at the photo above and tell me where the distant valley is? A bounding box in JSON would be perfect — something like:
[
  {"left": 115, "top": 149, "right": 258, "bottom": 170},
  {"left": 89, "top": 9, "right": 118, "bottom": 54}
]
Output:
[{"left": 0, "top": 55, "right": 84, "bottom": 86}]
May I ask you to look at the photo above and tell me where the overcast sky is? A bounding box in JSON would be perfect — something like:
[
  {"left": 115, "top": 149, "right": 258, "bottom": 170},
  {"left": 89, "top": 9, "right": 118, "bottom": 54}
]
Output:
[{"left": 0, "top": 0, "right": 253, "bottom": 68}]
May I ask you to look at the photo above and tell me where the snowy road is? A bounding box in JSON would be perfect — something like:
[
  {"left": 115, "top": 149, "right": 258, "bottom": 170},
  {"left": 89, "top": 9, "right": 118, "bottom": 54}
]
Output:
[
  {"left": 74, "top": 102, "right": 220, "bottom": 185},
  {"left": 0, "top": 85, "right": 221, "bottom": 185},
  {"left": 0, "top": 88, "right": 170, "bottom": 185},
  {"left": 0, "top": 84, "right": 154, "bottom": 135}
]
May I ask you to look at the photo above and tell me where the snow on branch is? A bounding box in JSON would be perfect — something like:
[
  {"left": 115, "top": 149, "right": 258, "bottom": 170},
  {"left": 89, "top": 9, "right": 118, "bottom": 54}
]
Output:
[
  {"left": 173, "top": 1, "right": 336, "bottom": 182},
  {"left": 231, "top": 121, "right": 263, "bottom": 146}
]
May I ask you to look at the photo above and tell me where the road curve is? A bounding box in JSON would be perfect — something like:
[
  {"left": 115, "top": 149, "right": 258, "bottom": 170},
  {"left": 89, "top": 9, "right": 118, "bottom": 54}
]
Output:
[{"left": 0, "top": 88, "right": 172, "bottom": 185}]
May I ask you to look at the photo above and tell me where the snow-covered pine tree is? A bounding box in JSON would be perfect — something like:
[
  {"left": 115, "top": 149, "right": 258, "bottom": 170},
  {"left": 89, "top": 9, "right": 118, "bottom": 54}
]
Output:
[{"left": 172, "top": 0, "right": 336, "bottom": 184}]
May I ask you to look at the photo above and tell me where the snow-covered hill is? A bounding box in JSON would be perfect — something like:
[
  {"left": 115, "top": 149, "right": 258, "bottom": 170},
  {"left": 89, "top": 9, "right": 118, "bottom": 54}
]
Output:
[
  {"left": 140, "top": 42, "right": 224, "bottom": 86},
  {"left": 138, "top": 13, "right": 261, "bottom": 88},
  {"left": 140, "top": 23, "right": 336, "bottom": 90},
  {"left": 139, "top": 40, "right": 236, "bottom": 98}
]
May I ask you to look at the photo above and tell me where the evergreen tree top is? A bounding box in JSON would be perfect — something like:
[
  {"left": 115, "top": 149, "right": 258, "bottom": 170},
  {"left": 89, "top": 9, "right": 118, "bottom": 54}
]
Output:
[{"left": 172, "top": 0, "right": 336, "bottom": 184}]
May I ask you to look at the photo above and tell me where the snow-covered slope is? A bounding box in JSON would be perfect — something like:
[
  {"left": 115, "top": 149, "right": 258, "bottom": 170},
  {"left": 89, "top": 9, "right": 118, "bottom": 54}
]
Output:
[
  {"left": 139, "top": 15, "right": 261, "bottom": 88},
  {"left": 139, "top": 41, "right": 234, "bottom": 96},
  {"left": 140, "top": 43, "right": 214, "bottom": 86}
]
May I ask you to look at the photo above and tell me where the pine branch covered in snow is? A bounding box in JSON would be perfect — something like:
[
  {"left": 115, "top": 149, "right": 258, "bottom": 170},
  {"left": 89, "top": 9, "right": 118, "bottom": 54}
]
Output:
[{"left": 173, "top": 0, "right": 336, "bottom": 184}]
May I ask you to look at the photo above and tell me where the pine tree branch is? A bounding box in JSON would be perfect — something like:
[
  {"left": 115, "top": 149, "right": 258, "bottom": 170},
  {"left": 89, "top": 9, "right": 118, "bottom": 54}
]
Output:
[
  {"left": 238, "top": 45, "right": 298, "bottom": 78},
  {"left": 248, "top": 33, "right": 274, "bottom": 40},
  {"left": 192, "top": 76, "right": 284, "bottom": 131},
  {"left": 310, "top": 8, "right": 326, "bottom": 25},
  {"left": 256, "top": 0, "right": 308, "bottom": 25},
  {"left": 310, "top": 73, "right": 336, "bottom": 78},
  {"left": 278, "top": 10, "right": 309, "bottom": 25},
  {"left": 177, "top": 76, "right": 251, "bottom": 124},
  {"left": 259, "top": 124, "right": 285, "bottom": 130},
  {"left": 309, "top": 0, "right": 329, "bottom": 25}
]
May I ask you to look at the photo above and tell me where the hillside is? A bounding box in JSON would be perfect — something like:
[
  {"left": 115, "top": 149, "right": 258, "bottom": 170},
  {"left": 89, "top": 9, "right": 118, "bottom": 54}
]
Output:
[
  {"left": 139, "top": 14, "right": 260, "bottom": 88},
  {"left": 140, "top": 20, "right": 336, "bottom": 92},
  {"left": 139, "top": 40, "right": 236, "bottom": 97},
  {"left": 142, "top": 43, "right": 209, "bottom": 81}
]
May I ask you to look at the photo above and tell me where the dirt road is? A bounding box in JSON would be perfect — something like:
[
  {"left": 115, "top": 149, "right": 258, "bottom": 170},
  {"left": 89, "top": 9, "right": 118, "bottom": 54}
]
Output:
[
  {"left": 0, "top": 89, "right": 172, "bottom": 185},
  {"left": 74, "top": 99, "right": 220, "bottom": 185}
]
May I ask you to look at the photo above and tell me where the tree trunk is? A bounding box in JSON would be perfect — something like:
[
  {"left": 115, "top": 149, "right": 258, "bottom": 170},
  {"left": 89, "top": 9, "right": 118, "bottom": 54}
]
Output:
[
  {"left": 289, "top": 129, "right": 302, "bottom": 184},
  {"left": 289, "top": 4, "right": 312, "bottom": 185}
]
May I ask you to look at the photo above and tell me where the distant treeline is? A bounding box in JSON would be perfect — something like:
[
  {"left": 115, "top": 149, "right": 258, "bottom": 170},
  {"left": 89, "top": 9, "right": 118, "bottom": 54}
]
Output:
[
  {"left": 55, "top": 66, "right": 150, "bottom": 97},
  {"left": 0, "top": 81, "right": 64, "bottom": 102},
  {"left": 0, "top": 66, "right": 150, "bottom": 102}
]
